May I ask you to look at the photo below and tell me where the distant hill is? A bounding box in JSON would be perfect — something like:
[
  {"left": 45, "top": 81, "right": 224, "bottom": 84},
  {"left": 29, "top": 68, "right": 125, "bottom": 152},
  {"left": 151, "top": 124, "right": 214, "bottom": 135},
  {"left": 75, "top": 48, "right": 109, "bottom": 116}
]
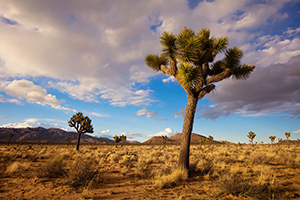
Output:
[
  {"left": 0, "top": 127, "right": 114, "bottom": 144},
  {"left": 143, "top": 133, "right": 221, "bottom": 145}
]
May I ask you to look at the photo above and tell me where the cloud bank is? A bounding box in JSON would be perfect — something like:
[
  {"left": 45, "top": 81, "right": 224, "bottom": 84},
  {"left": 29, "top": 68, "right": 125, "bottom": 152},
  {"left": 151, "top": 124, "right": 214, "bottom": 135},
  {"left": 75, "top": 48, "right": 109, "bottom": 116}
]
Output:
[{"left": 199, "top": 55, "right": 300, "bottom": 119}]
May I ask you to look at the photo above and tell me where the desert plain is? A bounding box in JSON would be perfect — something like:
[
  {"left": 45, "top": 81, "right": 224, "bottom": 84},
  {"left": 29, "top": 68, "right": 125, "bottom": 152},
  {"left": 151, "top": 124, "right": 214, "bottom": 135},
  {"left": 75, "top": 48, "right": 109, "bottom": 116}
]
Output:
[{"left": 0, "top": 143, "right": 300, "bottom": 200}]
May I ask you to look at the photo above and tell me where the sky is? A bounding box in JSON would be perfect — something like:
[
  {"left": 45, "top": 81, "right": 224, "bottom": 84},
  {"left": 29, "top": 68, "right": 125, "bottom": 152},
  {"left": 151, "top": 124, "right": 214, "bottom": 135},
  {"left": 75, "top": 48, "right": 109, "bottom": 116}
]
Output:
[{"left": 0, "top": 0, "right": 300, "bottom": 144}]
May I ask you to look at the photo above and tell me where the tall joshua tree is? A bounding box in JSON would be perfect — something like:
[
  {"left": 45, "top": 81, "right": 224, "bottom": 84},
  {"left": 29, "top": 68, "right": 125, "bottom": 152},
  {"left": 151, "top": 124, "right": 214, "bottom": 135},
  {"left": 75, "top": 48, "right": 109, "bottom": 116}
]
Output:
[
  {"left": 145, "top": 27, "right": 255, "bottom": 171},
  {"left": 68, "top": 112, "right": 93, "bottom": 151}
]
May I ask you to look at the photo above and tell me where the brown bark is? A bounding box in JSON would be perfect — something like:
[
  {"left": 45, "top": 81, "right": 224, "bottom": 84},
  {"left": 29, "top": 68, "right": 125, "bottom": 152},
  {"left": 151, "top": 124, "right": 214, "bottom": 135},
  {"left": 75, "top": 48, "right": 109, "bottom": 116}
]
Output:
[
  {"left": 178, "top": 95, "right": 198, "bottom": 171},
  {"left": 76, "top": 132, "right": 82, "bottom": 151},
  {"left": 206, "top": 68, "right": 232, "bottom": 84}
]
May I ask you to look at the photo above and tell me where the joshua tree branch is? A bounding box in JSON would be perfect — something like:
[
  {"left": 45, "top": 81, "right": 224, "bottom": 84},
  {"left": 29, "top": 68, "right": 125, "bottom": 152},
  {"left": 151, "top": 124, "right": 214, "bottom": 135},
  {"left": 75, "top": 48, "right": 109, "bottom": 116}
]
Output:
[
  {"left": 198, "top": 84, "right": 215, "bottom": 100},
  {"left": 206, "top": 68, "right": 232, "bottom": 84},
  {"left": 161, "top": 65, "right": 176, "bottom": 76}
]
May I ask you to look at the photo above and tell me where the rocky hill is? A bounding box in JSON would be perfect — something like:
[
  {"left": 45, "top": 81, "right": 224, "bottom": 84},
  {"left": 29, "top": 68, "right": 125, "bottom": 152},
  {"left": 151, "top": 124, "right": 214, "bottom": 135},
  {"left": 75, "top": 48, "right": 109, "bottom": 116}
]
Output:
[
  {"left": 0, "top": 127, "right": 113, "bottom": 144},
  {"left": 143, "top": 133, "right": 221, "bottom": 145}
]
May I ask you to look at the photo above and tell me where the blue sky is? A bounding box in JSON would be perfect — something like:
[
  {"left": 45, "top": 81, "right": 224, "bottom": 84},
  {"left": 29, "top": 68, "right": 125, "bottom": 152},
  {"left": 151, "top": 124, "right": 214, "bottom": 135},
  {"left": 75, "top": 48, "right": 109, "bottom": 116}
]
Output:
[{"left": 0, "top": 0, "right": 299, "bottom": 143}]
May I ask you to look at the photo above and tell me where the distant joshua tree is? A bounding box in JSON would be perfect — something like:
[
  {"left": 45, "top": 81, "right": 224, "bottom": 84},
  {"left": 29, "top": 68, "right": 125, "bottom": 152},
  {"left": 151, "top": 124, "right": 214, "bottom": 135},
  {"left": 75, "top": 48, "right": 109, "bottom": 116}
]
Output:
[
  {"left": 68, "top": 112, "right": 93, "bottom": 151},
  {"left": 113, "top": 134, "right": 126, "bottom": 147},
  {"left": 66, "top": 136, "right": 71, "bottom": 144},
  {"left": 162, "top": 135, "right": 169, "bottom": 147},
  {"left": 285, "top": 132, "right": 291, "bottom": 147},
  {"left": 269, "top": 136, "right": 276, "bottom": 144},
  {"left": 207, "top": 135, "right": 214, "bottom": 144},
  {"left": 247, "top": 131, "right": 256, "bottom": 146},
  {"left": 7, "top": 133, "right": 14, "bottom": 146}
]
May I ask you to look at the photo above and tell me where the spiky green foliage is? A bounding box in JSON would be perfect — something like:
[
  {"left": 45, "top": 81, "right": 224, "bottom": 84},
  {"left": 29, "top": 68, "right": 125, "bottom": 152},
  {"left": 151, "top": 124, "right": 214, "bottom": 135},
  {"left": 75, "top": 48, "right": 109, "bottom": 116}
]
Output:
[
  {"left": 178, "top": 62, "right": 200, "bottom": 88},
  {"left": 160, "top": 32, "right": 177, "bottom": 59},
  {"left": 145, "top": 27, "right": 254, "bottom": 92},
  {"left": 145, "top": 54, "right": 167, "bottom": 71}
]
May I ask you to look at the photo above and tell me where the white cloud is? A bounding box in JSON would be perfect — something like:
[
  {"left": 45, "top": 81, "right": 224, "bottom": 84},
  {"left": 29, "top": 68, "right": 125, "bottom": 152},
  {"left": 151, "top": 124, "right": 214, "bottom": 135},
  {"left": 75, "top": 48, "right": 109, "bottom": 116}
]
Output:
[
  {"left": 101, "top": 129, "right": 110, "bottom": 134},
  {"left": 147, "top": 111, "right": 157, "bottom": 118},
  {"left": 1, "top": 118, "right": 67, "bottom": 129},
  {"left": 244, "top": 35, "right": 300, "bottom": 66},
  {"left": 122, "top": 131, "right": 144, "bottom": 139},
  {"left": 162, "top": 76, "right": 176, "bottom": 83},
  {"left": 89, "top": 112, "right": 109, "bottom": 118},
  {"left": 136, "top": 108, "right": 148, "bottom": 116},
  {"left": 293, "top": 129, "right": 300, "bottom": 134},
  {"left": 173, "top": 108, "right": 185, "bottom": 119},
  {"left": 0, "top": 94, "right": 23, "bottom": 105},
  {"left": 148, "top": 128, "right": 177, "bottom": 137},
  {"left": 0, "top": 79, "right": 75, "bottom": 111}
]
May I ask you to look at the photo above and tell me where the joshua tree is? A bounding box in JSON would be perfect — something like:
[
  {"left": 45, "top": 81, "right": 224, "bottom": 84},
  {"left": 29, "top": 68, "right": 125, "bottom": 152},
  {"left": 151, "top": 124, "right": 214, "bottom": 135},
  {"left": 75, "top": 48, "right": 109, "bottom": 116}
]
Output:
[
  {"left": 145, "top": 27, "right": 254, "bottom": 171},
  {"left": 247, "top": 131, "right": 256, "bottom": 146},
  {"left": 68, "top": 112, "right": 93, "bottom": 151},
  {"left": 285, "top": 132, "right": 291, "bottom": 147},
  {"left": 269, "top": 136, "right": 276, "bottom": 144},
  {"left": 113, "top": 134, "right": 127, "bottom": 147},
  {"left": 162, "top": 135, "right": 169, "bottom": 147},
  {"left": 7, "top": 133, "right": 14, "bottom": 146},
  {"left": 207, "top": 135, "right": 214, "bottom": 144},
  {"left": 66, "top": 136, "right": 71, "bottom": 144}
]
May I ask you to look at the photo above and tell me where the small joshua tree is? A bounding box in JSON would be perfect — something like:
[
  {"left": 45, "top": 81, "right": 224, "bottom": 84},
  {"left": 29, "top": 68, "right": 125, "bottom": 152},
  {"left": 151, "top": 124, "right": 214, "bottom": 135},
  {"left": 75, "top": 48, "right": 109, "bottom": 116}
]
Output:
[
  {"left": 269, "top": 136, "right": 276, "bottom": 144},
  {"left": 162, "top": 135, "right": 169, "bottom": 147},
  {"left": 68, "top": 112, "right": 93, "bottom": 151},
  {"left": 207, "top": 135, "right": 214, "bottom": 145},
  {"left": 113, "top": 134, "right": 126, "bottom": 147},
  {"left": 66, "top": 136, "right": 71, "bottom": 144},
  {"left": 247, "top": 131, "right": 256, "bottom": 146},
  {"left": 7, "top": 133, "right": 14, "bottom": 146},
  {"left": 285, "top": 132, "right": 291, "bottom": 147}
]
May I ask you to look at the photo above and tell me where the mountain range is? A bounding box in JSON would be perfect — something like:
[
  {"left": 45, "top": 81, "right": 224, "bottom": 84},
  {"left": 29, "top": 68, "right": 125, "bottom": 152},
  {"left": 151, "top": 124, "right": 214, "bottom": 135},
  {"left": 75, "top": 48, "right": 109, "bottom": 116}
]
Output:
[
  {"left": 0, "top": 127, "right": 235, "bottom": 145},
  {"left": 0, "top": 127, "right": 113, "bottom": 144}
]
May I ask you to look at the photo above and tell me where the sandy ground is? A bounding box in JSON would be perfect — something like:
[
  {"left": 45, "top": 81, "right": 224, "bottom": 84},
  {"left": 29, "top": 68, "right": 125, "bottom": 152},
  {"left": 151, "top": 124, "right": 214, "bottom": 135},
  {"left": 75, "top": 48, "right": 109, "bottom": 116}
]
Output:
[{"left": 0, "top": 144, "right": 300, "bottom": 199}]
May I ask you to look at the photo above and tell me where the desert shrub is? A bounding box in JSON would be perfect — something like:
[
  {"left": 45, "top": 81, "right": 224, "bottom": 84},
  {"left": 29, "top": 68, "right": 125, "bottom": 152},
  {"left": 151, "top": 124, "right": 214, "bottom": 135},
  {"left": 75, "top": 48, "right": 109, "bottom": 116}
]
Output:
[
  {"left": 37, "top": 156, "right": 65, "bottom": 178},
  {"left": 197, "top": 159, "right": 214, "bottom": 175},
  {"left": 277, "top": 152, "right": 298, "bottom": 168},
  {"left": 249, "top": 152, "right": 274, "bottom": 165},
  {"left": 66, "top": 157, "right": 99, "bottom": 188},
  {"left": 218, "top": 172, "right": 251, "bottom": 197},
  {"left": 5, "top": 161, "right": 30, "bottom": 174},
  {"left": 154, "top": 168, "right": 188, "bottom": 188},
  {"left": 135, "top": 160, "right": 151, "bottom": 178},
  {"left": 217, "top": 169, "right": 280, "bottom": 200}
]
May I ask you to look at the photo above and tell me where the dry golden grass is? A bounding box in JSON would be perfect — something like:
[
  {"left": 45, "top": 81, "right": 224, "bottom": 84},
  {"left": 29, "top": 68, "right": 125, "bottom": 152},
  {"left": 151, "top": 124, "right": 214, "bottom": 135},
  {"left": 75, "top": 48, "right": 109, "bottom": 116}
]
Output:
[{"left": 0, "top": 143, "right": 299, "bottom": 199}]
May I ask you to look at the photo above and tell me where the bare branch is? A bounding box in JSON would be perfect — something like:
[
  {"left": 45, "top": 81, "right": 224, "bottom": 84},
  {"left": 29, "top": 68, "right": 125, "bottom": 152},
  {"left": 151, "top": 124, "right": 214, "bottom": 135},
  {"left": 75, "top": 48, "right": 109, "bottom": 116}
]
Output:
[
  {"left": 161, "top": 65, "right": 176, "bottom": 76},
  {"left": 206, "top": 68, "right": 232, "bottom": 84},
  {"left": 198, "top": 84, "right": 215, "bottom": 100}
]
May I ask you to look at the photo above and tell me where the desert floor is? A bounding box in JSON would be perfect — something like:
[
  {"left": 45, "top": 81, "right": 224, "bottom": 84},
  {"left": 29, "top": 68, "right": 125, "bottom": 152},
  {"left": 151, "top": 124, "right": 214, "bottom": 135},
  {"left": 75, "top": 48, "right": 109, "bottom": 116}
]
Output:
[{"left": 0, "top": 143, "right": 300, "bottom": 200}]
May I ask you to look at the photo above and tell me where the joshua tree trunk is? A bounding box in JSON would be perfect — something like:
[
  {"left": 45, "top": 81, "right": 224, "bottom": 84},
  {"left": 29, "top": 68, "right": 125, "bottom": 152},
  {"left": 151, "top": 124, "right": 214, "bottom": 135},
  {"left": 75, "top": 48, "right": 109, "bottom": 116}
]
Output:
[
  {"left": 76, "top": 132, "right": 82, "bottom": 151},
  {"left": 178, "top": 96, "right": 198, "bottom": 171}
]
